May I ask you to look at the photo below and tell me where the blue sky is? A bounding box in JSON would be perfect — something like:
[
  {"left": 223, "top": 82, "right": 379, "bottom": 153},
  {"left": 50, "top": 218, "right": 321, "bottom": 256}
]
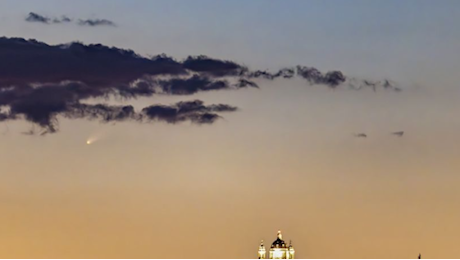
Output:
[{"left": 1, "top": 0, "right": 460, "bottom": 84}]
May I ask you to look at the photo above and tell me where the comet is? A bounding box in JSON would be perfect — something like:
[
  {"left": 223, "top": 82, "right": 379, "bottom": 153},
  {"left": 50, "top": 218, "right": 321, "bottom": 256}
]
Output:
[
  {"left": 86, "top": 129, "right": 107, "bottom": 145},
  {"left": 86, "top": 137, "right": 99, "bottom": 145}
]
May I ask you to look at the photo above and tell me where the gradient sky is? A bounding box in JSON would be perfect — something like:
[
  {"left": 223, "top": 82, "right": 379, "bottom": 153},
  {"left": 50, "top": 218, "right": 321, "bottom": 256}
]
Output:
[{"left": 1, "top": 0, "right": 460, "bottom": 258}]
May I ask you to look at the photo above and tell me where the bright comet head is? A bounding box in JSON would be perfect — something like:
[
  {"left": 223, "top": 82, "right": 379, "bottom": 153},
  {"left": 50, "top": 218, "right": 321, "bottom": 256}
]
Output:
[{"left": 86, "top": 137, "right": 100, "bottom": 145}]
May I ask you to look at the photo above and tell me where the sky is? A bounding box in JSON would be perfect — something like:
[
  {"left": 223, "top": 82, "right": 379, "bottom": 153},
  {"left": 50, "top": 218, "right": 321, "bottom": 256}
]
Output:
[{"left": 1, "top": 0, "right": 460, "bottom": 258}]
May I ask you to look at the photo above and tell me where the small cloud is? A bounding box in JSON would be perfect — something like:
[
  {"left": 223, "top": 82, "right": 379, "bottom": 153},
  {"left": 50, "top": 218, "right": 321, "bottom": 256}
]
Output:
[
  {"left": 354, "top": 133, "right": 367, "bottom": 138},
  {"left": 53, "top": 16, "right": 72, "bottom": 23},
  {"left": 78, "top": 19, "right": 116, "bottom": 27},
  {"left": 391, "top": 131, "right": 404, "bottom": 137},
  {"left": 26, "top": 12, "right": 73, "bottom": 24},
  {"left": 25, "top": 12, "right": 51, "bottom": 24}
]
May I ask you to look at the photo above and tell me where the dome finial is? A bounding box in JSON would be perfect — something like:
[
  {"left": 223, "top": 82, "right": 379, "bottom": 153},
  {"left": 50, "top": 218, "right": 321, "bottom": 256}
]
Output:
[{"left": 277, "top": 230, "right": 282, "bottom": 240}]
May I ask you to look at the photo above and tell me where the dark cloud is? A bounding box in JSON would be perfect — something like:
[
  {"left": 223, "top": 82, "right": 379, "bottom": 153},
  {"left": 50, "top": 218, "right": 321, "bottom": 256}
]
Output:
[
  {"left": 207, "top": 104, "right": 238, "bottom": 112},
  {"left": 296, "top": 66, "right": 346, "bottom": 88},
  {"left": 182, "top": 55, "right": 246, "bottom": 77},
  {"left": 156, "top": 76, "right": 229, "bottom": 95},
  {"left": 0, "top": 38, "right": 256, "bottom": 132},
  {"left": 246, "top": 68, "right": 296, "bottom": 80},
  {"left": 0, "top": 81, "right": 239, "bottom": 132},
  {"left": 0, "top": 36, "right": 400, "bottom": 134},
  {"left": 0, "top": 37, "right": 396, "bottom": 91},
  {"left": 1, "top": 88, "right": 238, "bottom": 133},
  {"left": 117, "top": 81, "right": 157, "bottom": 98},
  {"left": 54, "top": 16, "right": 72, "bottom": 23},
  {"left": 8, "top": 86, "right": 74, "bottom": 132},
  {"left": 25, "top": 12, "right": 115, "bottom": 26},
  {"left": 246, "top": 65, "right": 399, "bottom": 91},
  {"left": 0, "top": 82, "right": 108, "bottom": 133},
  {"left": 345, "top": 78, "right": 401, "bottom": 92},
  {"left": 142, "top": 100, "right": 236, "bottom": 124},
  {"left": 116, "top": 76, "right": 258, "bottom": 98},
  {"left": 354, "top": 133, "right": 367, "bottom": 138},
  {"left": 25, "top": 12, "right": 51, "bottom": 23},
  {"left": 66, "top": 103, "right": 139, "bottom": 122},
  {"left": 391, "top": 131, "right": 404, "bottom": 137},
  {"left": 235, "top": 79, "right": 259, "bottom": 88},
  {"left": 153, "top": 75, "right": 256, "bottom": 95},
  {"left": 0, "top": 37, "right": 186, "bottom": 87},
  {"left": 25, "top": 12, "right": 72, "bottom": 24},
  {"left": 0, "top": 112, "right": 9, "bottom": 122},
  {"left": 78, "top": 19, "right": 116, "bottom": 27}
]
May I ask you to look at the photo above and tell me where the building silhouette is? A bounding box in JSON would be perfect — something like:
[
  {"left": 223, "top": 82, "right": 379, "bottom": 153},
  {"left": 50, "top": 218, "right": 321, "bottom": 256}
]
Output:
[{"left": 258, "top": 231, "right": 295, "bottom": 259}]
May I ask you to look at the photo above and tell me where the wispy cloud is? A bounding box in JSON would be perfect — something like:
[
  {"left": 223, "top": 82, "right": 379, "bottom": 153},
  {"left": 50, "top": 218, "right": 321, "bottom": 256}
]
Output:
[
  {"left": 25, "top": 12, "right": 51, "bottom": 23},
  {"left": 391, "top": 131, "right": 404, "bottom": 137},
  {"left": 25, "top": 12, "right": 115, "bottom": 27},
  {"left": 77, "top": 19, "right": 116, "bottom": 27},
  {"left": 26, "top": 12, "right": 73, "bottom": 24}
]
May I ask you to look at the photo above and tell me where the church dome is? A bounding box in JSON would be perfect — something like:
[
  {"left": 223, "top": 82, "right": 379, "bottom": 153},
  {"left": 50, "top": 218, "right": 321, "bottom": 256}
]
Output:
[{"left": 271, "top": 231, "right": 287, "bottom": 248}]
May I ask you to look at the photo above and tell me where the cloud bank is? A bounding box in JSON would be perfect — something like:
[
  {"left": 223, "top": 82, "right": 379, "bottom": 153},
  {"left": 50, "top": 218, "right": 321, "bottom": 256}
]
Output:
[{"left": 0, "top": 37, "right": 399, "bottom": 134}]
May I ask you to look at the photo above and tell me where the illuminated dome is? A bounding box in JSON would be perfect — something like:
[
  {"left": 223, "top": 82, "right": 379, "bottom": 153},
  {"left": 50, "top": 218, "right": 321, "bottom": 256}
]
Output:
[
  {"left": 271, "top": 231, "right": 287, "bottom": 248},
  {"left": 258, "top": 230, "right": 295, "bottom": 259}
]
